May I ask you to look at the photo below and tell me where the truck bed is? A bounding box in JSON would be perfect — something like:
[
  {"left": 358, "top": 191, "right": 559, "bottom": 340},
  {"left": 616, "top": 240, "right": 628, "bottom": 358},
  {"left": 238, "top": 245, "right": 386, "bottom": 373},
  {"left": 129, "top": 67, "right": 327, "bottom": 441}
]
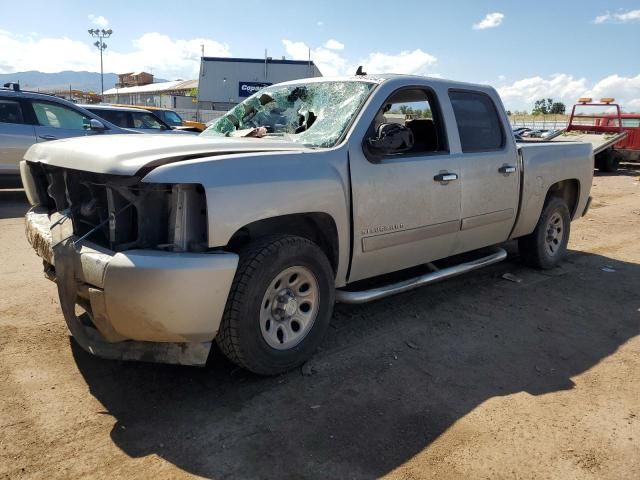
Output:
[{"left": 510, "top": 140, "right": 594, "bottom": 239}]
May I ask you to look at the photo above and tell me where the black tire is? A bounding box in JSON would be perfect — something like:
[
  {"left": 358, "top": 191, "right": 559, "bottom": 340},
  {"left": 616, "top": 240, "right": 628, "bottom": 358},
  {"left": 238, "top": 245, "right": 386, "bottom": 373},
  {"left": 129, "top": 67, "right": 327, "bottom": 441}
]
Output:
[
  {"left": 518, "top": 197, "right": 571, "bottom": 270},
  {"left": 216, "top": 235, "right": 335, "bottom": 375},
  {"left": 598, "top": 150, "right": 621, "bottom": 173}
]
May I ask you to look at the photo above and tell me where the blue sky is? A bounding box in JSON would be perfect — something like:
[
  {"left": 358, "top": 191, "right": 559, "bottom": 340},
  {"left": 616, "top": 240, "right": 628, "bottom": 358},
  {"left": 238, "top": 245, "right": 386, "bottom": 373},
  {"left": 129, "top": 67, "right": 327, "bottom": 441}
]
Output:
[{"left": 1, "top": 0, "right": 639, "bottom": 110}]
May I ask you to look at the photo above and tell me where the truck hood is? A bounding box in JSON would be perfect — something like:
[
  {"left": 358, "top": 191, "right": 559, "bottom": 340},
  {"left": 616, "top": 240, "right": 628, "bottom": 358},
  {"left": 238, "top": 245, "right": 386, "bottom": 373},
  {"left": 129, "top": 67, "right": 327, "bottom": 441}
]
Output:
[{"left": 24, "top": 134, "right": 310, "bottom": 176}]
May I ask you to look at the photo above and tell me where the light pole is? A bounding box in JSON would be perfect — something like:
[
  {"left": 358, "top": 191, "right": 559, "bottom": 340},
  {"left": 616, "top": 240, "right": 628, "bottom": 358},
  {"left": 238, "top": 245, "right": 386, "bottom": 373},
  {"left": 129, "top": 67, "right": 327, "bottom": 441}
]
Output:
[{"left": 88, "top": 28, "right": 112, "bottom": 99}]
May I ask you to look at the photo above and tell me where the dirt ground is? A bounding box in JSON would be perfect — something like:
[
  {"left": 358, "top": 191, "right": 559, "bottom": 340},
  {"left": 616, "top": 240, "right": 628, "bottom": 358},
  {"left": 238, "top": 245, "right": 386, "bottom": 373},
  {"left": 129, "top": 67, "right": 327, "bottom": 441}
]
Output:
[{"left": 1, "top": 164, "right": 639, "bottom": 480}]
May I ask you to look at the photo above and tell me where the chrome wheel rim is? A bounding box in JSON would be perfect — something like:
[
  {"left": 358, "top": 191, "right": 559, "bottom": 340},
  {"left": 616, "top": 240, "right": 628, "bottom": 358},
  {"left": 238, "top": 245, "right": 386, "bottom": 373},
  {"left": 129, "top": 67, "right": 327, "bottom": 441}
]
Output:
[
  {"left": 259, "top": 266, "right": 320, "bottom": 350},
  {"left": 544, "top": 212, "right": 564, "bottom": 257}
]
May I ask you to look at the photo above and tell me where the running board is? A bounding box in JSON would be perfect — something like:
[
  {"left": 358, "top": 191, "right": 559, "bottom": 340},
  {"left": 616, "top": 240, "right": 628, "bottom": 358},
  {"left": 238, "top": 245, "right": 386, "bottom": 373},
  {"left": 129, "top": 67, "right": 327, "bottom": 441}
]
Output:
[{"left": 336, "top": 247, "right": 507, "bottom": 304}]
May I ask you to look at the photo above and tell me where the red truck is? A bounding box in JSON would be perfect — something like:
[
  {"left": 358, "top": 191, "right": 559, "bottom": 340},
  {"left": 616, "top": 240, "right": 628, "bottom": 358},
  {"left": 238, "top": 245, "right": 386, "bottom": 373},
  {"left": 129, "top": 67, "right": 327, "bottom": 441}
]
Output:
[
  {"left": 549, "top": 98, "right": 633, "bottom": 172},
  {"left": 599, "top": 113, "right": 640, "bottom": 165}
]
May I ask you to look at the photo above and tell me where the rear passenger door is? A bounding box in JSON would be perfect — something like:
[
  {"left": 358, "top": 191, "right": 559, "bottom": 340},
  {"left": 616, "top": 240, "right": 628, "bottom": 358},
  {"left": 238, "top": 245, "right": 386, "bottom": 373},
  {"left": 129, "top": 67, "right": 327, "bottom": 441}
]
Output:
[
  {"left": 448, "top": 90, "right": 519, "bottom": 253},
  {"left": 0, "top": 97, "right": 36, "bottom": 174},
  {"left": 29, "top": 100, "right": 97, "bottom": 142}
]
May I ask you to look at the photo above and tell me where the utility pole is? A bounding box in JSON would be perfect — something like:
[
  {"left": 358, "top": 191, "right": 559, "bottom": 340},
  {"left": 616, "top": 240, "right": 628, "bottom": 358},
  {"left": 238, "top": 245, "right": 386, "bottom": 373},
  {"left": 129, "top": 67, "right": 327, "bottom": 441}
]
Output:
[
  {"left": 196, "top": 44, "right": 204, "bottom": 121},
  {"left": 88, "top": 28, "right": 113, "bottom": 100}
]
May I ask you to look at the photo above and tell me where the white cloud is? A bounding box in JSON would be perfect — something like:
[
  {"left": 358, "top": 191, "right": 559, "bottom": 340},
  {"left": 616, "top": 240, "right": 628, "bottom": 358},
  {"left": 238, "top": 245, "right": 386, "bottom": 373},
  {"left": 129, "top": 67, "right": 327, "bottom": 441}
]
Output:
[
  {"left": 0, "top": 29, "right": 230, "bottom": 79},
  {"left": 593, "top": 9, "right": 640, "bottom": 24},
  {"left": 498, "top": 74, "right": 588, "bottom": 107},
  {"left": 359, "top": 49, "right": 437, "bottom": 75},
  {"left": 585, "top": 74, "right": 640, "bottom": 110},
  {"left": 283, "top": 39, "right": 437, "bottom": 77},
  {"left": 88, "top": 14, "right": 109, "bottom": 28},
  {"left": 283, "top": 39, "right": 346, "bottom": 76},
  {"left": 324, "top": 39, "right": 344, "bottom": 50},
  {"left": 473, "top": 12, "right": 504, "bottom": 30},
  {"left": 316, "top": 21, "right": 324, "bottom": 27},
  {"left": 594, "top": 13, "right": 611, "bottom": 24},
  {"left": 497, "top": 73, "right": 640, "bottom": 111}
]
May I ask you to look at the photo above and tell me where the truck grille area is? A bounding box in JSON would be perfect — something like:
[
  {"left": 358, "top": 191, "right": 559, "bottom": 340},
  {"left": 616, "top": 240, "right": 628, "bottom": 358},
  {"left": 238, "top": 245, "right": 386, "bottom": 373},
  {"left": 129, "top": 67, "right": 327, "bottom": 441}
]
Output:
[{"left": 30, "top": 164, "right": 207, "bottom": 252}]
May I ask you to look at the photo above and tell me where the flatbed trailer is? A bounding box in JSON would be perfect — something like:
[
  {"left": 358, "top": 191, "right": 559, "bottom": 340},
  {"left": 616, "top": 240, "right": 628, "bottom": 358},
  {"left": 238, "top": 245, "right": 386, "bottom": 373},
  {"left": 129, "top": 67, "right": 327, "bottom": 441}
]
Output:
[{"left": 549, "top": 98, "right": 628, "bottom": 172}]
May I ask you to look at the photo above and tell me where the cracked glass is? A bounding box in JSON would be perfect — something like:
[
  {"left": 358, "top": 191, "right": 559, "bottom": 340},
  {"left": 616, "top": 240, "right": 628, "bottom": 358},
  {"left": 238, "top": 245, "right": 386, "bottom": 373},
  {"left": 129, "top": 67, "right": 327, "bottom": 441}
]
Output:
[{"left": 201, "top": 81, "right": 377, "bottom": 148}]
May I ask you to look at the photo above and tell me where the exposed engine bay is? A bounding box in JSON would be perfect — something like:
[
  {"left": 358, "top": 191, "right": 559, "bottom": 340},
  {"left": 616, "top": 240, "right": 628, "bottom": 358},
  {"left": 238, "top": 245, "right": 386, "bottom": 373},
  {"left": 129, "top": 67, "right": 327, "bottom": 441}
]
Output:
[{"left": 27, "top": 163, "right": 208, "bottom": 253}]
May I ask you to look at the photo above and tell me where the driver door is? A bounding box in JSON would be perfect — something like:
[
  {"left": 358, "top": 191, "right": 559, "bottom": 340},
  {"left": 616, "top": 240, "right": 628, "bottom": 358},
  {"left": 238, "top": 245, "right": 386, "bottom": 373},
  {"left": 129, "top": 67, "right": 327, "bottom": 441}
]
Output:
[{"left": 348, "top": 87, "right": 461, "bottom": 282}]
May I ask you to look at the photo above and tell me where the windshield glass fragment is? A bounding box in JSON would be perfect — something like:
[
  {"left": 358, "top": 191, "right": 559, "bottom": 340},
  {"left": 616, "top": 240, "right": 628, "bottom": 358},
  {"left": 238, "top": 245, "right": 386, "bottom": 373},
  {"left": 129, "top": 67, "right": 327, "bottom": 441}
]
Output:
[{"left": 201, "top": 81, "right": 376, "bottom": 147}]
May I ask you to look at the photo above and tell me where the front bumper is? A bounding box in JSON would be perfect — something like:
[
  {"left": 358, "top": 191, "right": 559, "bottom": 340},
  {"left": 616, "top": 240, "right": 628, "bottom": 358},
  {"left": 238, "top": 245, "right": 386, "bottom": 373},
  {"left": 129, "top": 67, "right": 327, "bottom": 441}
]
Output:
[{"left": 25, "top": 207, "right": 238, "bottom": 366}]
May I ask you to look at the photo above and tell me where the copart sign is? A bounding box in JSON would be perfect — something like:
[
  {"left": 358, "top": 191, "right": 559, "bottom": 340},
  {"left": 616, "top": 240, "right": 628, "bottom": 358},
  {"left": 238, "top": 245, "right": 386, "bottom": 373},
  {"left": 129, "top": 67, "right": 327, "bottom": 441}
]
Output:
[{"left": 238, "top": 82, "right": 272, "bottom": 97}]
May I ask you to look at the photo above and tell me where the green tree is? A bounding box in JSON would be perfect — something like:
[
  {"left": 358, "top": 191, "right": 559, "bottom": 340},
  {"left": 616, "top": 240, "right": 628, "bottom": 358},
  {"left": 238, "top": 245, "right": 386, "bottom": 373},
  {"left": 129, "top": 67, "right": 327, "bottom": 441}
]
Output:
[
  {"left": 532, "top": 99, "right": 566, "bottom": 115},
  {"left": 532, "top": 98, "right": 554, "bottom": 115}
]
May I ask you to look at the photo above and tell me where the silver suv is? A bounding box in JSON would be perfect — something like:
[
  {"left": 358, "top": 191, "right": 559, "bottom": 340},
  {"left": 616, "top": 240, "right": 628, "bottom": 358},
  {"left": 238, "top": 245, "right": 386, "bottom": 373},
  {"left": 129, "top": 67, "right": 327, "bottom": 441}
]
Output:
[{"left": 0, "top": 83, "right": 133, "bottom": 177}]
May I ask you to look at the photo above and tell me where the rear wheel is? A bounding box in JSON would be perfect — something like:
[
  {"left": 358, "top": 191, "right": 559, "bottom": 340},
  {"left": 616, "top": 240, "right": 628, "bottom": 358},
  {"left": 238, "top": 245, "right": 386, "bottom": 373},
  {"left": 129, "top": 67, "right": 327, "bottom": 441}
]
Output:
[
  {"left": 597, "top": 150, "right": 621, "bottom": 173},
  {"left": 518, "top": 197, "right": 571, "bottom": 269},
  {"left": 216, "top": 235, "right": 334, "bottom": 375}
]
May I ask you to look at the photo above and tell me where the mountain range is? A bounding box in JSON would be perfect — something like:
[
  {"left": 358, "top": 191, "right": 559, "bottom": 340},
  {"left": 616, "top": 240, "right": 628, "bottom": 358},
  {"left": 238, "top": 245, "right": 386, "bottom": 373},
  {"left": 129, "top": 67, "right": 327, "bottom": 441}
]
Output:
[{"left": 0, "top": 71, "right": 167, "bottom": 92}]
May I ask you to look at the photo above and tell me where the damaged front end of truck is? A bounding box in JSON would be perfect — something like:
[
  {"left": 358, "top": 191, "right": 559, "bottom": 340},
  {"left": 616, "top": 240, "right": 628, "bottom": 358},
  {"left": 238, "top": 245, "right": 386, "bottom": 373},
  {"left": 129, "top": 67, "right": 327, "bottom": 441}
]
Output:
[{"left": 22, "top": 162, "right": 238, "bottom": 366}]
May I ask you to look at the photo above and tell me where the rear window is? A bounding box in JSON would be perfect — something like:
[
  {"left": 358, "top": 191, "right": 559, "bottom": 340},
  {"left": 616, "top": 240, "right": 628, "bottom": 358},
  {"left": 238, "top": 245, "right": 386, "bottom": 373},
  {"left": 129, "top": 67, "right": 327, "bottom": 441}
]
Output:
[
  {"left": 162, "top": 111, "right": 183, "bottom": 126},
  {"left": 0, "top": 99, "right": 24, "bottom": 124},
  {"left": 449, "top": 90, "right": 505, "bottom": 152}
]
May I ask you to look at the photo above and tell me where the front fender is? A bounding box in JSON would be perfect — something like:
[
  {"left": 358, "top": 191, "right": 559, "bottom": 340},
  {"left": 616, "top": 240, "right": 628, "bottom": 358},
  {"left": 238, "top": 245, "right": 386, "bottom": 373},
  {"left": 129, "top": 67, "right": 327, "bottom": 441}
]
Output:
[{"left": 141, "top": 149, "right": 352, "bottom": 285}]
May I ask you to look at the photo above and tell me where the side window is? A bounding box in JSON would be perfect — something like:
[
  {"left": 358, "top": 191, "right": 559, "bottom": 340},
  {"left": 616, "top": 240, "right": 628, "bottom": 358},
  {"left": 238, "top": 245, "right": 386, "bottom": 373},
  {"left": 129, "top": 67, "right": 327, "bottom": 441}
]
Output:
[
  {"left": 31, "top": 101, "right": 91, "bottom": 130},
  {"left": 91, "top": 109, "right": 130, "bottom": 128},
  {"left": 449, "top": 91, "right": 505, "bottom": 152},
  {"left": 371, "top": 88, "right": 448, "bottom": 156},
  {"left": 132, "top": 112, "right": 164, "bottom": 129},
  {"left": 622, "top": 119, "right": 640, "bottom": 128},
  {"left": 0, "top": 99, "right": 25, "bottom": 124}
]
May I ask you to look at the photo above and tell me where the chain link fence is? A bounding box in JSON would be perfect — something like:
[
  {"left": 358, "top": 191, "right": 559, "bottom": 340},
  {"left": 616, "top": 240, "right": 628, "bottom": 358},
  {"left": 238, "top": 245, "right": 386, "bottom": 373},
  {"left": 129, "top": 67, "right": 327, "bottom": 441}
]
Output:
[{"left": 509, "top": 116, "right": 568, "bottom": 131}]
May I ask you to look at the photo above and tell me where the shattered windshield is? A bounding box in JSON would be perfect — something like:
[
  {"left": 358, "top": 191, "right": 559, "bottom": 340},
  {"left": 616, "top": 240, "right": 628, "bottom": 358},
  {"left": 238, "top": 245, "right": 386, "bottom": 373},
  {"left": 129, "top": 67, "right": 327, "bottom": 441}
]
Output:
[{"left": 200, "top": 81, "right": 376, "bottom": 147}]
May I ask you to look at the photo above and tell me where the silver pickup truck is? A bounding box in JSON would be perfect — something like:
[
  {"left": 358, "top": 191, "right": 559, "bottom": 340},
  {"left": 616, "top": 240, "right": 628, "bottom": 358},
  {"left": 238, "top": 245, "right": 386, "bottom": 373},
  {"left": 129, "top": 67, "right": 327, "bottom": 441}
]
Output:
[{"left": 21, "top": 74, "right": 593, "bottom": 374}]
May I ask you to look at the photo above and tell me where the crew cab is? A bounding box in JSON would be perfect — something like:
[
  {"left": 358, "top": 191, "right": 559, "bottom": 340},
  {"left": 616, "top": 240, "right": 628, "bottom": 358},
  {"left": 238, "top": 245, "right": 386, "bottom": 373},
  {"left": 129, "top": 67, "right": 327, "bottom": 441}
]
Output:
[{"left": 21, "top": 74, "right": 593, "bottom": 375}]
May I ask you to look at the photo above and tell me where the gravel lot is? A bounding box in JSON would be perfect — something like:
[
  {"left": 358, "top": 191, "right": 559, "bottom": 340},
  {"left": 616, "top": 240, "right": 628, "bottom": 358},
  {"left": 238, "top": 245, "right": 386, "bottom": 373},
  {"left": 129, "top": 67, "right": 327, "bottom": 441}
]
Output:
[{"left": 1, "top": 164, "right": 639, "bottom": 479}]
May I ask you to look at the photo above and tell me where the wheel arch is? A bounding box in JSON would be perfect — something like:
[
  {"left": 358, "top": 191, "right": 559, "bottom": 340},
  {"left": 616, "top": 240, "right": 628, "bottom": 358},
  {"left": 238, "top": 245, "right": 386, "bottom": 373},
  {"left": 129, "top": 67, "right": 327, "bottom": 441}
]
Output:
[
  {"left": 510, "top": 177, "right": 582, "bottom": 240},
  {"left": 544, "top": 178, "right": 580, "bottom": 219},
  {"left": 226, "top": 212, "right": 340, "bottom": 275}
]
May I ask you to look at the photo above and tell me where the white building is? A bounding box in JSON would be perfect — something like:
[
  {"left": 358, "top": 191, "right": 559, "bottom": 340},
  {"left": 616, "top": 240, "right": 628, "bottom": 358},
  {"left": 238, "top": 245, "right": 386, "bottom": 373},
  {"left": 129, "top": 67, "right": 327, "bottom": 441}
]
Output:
[{"left": 102, "top": 79, "right": 198, "bottom": 109}]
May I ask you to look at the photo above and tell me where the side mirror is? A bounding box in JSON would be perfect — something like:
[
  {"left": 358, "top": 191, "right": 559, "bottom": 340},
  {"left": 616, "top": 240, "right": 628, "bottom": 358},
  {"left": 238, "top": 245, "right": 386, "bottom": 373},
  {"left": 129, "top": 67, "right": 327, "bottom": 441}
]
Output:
[
  {"left": 367, "top": 123, "right": 414, "bottom": 156},
  {"left": 89, "top": 118, "right": 106, "bottom": 131}
]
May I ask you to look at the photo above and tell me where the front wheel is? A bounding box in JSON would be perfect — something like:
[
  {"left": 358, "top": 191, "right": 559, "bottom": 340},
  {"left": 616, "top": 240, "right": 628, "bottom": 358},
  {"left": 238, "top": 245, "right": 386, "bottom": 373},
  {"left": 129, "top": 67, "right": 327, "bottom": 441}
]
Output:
[
  {"left": 216, "top": 235, "right": 335, "bottom": 375},
  {"left": 518, "top": 197, "right": 571, "bottom": 269}
]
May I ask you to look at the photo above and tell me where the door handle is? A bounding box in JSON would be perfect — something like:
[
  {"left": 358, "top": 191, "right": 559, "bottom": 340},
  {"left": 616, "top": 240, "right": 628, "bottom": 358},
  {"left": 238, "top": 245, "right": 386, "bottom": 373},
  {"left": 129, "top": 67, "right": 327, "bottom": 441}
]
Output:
[
  {"left": 498, "top": 165, "right": 516, "bottom": 174},
  {"left": 433, "top": 172, "right": 458, "bottom": 182},
  {"left": 38, "top": 134, "right": 57, "bottom": 141}
]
